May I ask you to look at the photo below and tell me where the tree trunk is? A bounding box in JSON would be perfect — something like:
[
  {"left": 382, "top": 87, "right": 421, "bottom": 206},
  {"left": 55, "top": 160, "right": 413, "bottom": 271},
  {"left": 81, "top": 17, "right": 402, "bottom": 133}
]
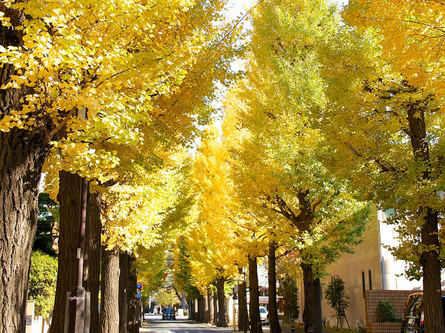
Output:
[
  {"left": 207, "top": 290, "right": 214, "bottom": 324},
  {"left": 238, "top": 269, "right": 249, "bottom": 333},
  {"left": 50, "top": 172, "right": 84, "bottom": 333},
  {"left": 0, "top": 128, "right": 49, "bottom": 332},
  {"left": 301, "top": 262, "right": 323, "bottom": 333},
  {"left": 87, "top": 192, "right": 101, "bottom": 333},
  {"left": 194, "top": 299, "right": 199, "bottom": 321},
  {"left": 406, "top": 101, "right": 445, "bottom": 333},
  {"left": 249, "top": 256, "right": 262, "bottom": 333},
  {"left": 213, "top": 288, "right": 218, "bottom": 325},
  {"left": 216, "top": 277, "right": 228, "bottom": 327},
  {"left": 268, "top": 242, "right": 281, "bottom": 333},
  {"left": 197, "top": 295, "right": 205, "bottom": 322},
  {"left": 0, "top": 8, "right": 51, "bottom": 331},
  {"left": 128, "top": 259, "right": 140, "bottom": 333},
  {"left": 100, "top": 248, "right": 120, "bottom": 333},
  {"left": 421, "top": 208, "right": 444, "bottom": 333},
  {"left": 204, "top": 291, "right": 210, "bottom": 323},
  {"left": 119, "top": 252, "right": 129, "bottom": 333},
  {"left": 188, "top": 298, "right": 195, "bottom": 320}
]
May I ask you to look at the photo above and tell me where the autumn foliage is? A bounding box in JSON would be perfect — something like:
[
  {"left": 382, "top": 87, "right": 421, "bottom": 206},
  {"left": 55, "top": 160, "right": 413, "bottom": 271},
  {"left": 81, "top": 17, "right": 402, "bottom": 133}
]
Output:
[{"left": 0, "top": 0, "right": 443, "bottom": 332}]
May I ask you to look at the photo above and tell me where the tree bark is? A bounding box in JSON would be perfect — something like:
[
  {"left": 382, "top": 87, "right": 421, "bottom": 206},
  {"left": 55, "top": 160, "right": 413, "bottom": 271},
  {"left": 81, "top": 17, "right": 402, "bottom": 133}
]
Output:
[
  {"left": 249, "top": 256, "right": 263, "bottom": 333},
  {"left": 100, "top": 248, "right": 120, "bottom": 333},
  {"left": 406, "top": 101, "right": 445, "bottom": 333},
  {"left": 194, "top": 299, "right": 199, "bottom": 321},
  {"left": 213, "top": 288, "right": 218, "bottom": 325},
  {"left": 207, "top": 290, "right": 214, "bottom": 324},
  {"left": 49, "top": 172, "right": 84, "bottom": 333},
  {"left": 197, "top": 295, "right": 205, "bottom": 322},
  {"left": 301, "top": 262, "right": 323, "bottom": 333},
  {"left": 204, "top": 291, "right": 210, "bottom": 323},
  {"left": 128, "top": 258, "right": 140, "bottom": 333},
  {"left": 216, "top": 277, "right": 228, "bottom": 327},
  {"left": 87, "top": 192, "right": 101, "bottom": 333},
  {"left": 268, "top": 241, "right": 281, "bottom": 333},
  {"left": 0, "top": 8, "right": 49, "bottom": 330},
  {"left": 238, "top": 269, "right": 249, "bottom": 332},
  {"left": 421, "top": 208, "right": 444, "bottom": 333},
  {"left": 0, "top": 128, "right": 49, "bottom": 332},
  {"left": 119, "top": 252, "right": 129, "bottom": 333},
  {"left": 188, "top": 298, "right": 195, "bottom": 320}
]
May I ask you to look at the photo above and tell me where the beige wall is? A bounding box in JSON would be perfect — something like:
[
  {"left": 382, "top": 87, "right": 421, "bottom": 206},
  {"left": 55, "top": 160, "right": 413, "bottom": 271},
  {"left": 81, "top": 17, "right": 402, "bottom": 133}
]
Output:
[
  {"left": 322, "top": 208, "right": 381, "bottom": 328},
  {"left": 295, "top": 209, "right": 382, "bottom": 329}
]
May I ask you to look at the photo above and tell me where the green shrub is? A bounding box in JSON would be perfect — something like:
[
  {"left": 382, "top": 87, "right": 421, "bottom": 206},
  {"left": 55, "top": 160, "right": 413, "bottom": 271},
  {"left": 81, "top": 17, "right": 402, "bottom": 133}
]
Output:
[
  {"left": 324, "top": 277, "right": 350, "bottom": 329},
  {"left": 28, "top": 251, "right": 58, "bottom": 318},
  {"left": 376, "top": 300, "right": 396, "bottom": 322},
  {"left": 278, "top": 276, "right": 299, "bottom": 323}
]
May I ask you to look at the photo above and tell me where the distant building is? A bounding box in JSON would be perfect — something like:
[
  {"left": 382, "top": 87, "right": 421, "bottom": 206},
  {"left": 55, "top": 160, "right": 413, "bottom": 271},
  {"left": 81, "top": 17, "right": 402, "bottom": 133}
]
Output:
[
  {"left": 312, "top": 208, "right": 442, "bottom": 328},
  {"left": 318, "top": 208, "right": 382, "bottom": 329},
  {"left": 229, "top": 207, "right": 444, "bottom": 329}
]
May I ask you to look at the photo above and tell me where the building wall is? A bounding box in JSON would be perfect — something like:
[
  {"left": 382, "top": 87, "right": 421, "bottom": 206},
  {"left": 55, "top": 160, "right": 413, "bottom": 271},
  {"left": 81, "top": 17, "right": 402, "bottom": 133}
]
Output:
[
  {"left": 291, "top": 208, "right": 381, "bottom": 329},
  {"left": 364, "top": 289, "right": 414, "bottom": 333},
  {"left": 376, "top": 210, "right": 445, "bottom": 291}
]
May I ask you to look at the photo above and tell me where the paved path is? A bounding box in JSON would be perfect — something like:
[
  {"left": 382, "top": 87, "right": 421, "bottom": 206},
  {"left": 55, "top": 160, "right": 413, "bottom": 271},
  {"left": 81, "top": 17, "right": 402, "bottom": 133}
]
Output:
[
  {"left": 141, "top": 316, "right": 235, "bottom": 333},
  {"left": 141, "top": 315, "right": 333, "bottom": 333}
]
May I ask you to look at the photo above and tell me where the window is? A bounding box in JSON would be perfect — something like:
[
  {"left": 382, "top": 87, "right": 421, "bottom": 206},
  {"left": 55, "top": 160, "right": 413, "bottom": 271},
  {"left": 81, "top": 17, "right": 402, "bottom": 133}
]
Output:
[
  {"left": 369, "top": 270, "right": 372, "bottom": 290},
  {"left": 362, "top": 271, "right": 365, "bottom": 298}
]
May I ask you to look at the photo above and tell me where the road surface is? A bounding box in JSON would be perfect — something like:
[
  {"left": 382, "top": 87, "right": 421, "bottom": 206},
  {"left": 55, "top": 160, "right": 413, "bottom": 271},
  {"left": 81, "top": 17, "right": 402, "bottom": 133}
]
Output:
[
  {"left": 140, "top": 314, "right": 315, "bottom": 333},
  {"left": 141, "top": 315, "right": 235, "bottom": 333}
]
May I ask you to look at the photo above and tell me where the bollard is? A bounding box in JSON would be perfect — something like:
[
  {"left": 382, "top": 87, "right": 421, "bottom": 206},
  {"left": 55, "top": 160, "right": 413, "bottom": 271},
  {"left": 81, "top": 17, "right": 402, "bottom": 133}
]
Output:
[{"left": 290, "top": 325, "right": 296, "bottom": 333}]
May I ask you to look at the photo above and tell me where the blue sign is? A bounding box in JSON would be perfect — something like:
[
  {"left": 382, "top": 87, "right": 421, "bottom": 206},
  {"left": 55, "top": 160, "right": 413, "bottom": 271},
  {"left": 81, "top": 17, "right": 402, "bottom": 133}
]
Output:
[
  {"left": 137, "top": 282, "right": 142, "bottom": 289},
  {"left": 136, "top": 290, "right": 142, "bottom": 299}
]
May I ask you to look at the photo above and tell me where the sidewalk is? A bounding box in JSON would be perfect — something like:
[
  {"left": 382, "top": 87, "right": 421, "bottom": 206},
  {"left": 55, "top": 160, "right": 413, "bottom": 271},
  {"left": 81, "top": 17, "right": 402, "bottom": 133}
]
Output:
[
  {"left": 202, "top": 323, "right": 338, "bottom": 333},
  {"left": 281, "top": 325, "right": 335, "bottom": 333},
  {"left": 279, "top": 326, "right": 337, "bottom": 333}
]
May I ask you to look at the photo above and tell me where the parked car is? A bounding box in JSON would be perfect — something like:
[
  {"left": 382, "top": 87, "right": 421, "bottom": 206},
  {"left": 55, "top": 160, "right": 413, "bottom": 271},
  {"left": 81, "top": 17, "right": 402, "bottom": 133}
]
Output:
[
  {"left": 401, "top": 292, "right": 445, "bottom": 333},
  {"left": 162, "top": 307, "right": 176, "bottom": 320},
  {"left": 259, "top": 306, "right": 269, "bottom": 324}
]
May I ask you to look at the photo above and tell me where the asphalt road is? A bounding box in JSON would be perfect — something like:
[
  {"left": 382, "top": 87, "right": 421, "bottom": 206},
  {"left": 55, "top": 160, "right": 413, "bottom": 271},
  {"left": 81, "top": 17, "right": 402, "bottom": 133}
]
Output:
[
  {"left": 141, "top": 315, "right": 235, "bottom": 333},
  {"left": 140, "top": 314, "right": 312, "bottom": 333}
]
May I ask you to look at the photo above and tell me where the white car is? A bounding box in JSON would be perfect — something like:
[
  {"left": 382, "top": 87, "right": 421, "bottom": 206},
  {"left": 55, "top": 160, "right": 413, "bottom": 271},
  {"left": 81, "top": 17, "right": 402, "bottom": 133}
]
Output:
[{"left": 259, "top": 306, "right": 268, "bottom": 324}]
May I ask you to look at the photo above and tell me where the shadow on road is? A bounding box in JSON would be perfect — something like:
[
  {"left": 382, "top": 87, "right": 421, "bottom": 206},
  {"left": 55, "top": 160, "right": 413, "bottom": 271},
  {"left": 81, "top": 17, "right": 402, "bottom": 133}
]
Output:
[
  {"left": 141, "top": 316, "right": 334, "bottom": 333},
  {"left": 142, "top": 318, "right": 235, "bottom": 332}
]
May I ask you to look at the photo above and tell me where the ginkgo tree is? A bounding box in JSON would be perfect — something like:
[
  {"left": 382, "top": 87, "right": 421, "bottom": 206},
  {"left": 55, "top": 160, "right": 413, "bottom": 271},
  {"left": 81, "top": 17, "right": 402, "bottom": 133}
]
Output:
[
  {"left": 223, "top": 73, "right": 369, "bottom": 333},
  {"left": 240, "top": 0, "right": 444, "bottom": 331},
  {"left": 99, "top": 150, "right": 196, "bottom": 332},
  {"left": 0, "top": 0, "right": 240, "bottom": 329},
  {"left": 224, "top": 105, "right": 295, "bottom": 333},
  {"left": 221, "top": 1, "right": 375, "bottom": 329},
  {"left": 344, "top": 0, "right": 444, "bottom": 97},
  {"left": 304, "top": 1, "right": 444, "bottom": 331},
  {"left": 188, "top": 125, "right": 245, "bottom": 327}
]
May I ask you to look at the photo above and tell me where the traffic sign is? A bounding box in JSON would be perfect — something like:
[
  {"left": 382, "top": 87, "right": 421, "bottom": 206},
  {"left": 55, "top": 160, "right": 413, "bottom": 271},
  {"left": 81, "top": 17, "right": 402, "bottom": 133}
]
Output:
[
  {"left": 136, "top": 290, "right": 142, "bottom": 299},
  {"left": 137, "top": 282, "right": 142, "bottom": 289}
]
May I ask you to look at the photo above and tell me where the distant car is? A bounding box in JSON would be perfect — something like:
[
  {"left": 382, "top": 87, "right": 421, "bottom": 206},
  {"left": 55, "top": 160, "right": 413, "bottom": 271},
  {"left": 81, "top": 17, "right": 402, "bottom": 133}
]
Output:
[
  {"left": 162, "top": 307, "right": 176, "bottom": 320},
  {"left": 259, "top": 306, "right": 268, "bottom": 324},
  {"left": 400, "top": 292, "right": 445, "bottom": 333}
]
